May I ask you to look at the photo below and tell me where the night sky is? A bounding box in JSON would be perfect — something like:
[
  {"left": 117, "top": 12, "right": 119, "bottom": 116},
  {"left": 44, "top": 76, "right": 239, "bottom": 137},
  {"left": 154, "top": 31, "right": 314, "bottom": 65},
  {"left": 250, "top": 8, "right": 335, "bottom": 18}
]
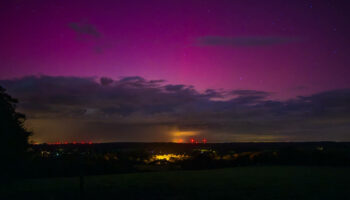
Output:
[{"left": 1, "top": 0, "right": 349, "bottom": 143}]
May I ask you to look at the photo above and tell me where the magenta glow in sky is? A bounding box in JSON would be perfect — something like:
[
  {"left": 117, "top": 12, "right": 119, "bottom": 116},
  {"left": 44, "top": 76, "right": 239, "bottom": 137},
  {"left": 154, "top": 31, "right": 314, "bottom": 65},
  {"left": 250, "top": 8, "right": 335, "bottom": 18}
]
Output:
[
  {"left": 1, "top": 0, "right": 349, "bottom": 99},
  {"left": 1, "top": 1, "right": 350, "bottom": 142}
]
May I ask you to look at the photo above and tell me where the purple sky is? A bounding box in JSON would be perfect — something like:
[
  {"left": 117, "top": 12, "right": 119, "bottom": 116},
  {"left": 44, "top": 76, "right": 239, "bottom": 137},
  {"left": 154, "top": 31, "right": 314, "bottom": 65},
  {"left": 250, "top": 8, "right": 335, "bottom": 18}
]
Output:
[
  {"left": 1, "top": 0, "right": 349, "bottom": 98},
  {"left": 1, "top": 1, "right": 349, "bottom": 142}
]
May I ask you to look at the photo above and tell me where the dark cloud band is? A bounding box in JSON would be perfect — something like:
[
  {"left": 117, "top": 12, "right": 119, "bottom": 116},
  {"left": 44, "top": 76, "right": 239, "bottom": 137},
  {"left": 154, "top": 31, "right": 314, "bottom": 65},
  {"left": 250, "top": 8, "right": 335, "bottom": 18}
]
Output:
[{"left": 1, "top": 76, "right": 349, "bottom": 142}]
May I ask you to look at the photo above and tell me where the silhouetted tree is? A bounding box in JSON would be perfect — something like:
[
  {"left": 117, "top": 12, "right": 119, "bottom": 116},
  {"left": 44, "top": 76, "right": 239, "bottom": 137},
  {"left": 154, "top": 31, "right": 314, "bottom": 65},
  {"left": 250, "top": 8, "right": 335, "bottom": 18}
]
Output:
[{"left": 0, "top": 86, "right": 31, "bottom": 180}]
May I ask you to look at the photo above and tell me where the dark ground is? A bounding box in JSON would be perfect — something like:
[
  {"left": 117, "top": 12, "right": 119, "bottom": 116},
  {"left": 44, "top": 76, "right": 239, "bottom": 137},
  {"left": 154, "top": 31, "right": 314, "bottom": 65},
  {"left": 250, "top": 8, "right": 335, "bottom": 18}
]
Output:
[{"left": 1, "top": 166, "right": 349, "bottom": 200}]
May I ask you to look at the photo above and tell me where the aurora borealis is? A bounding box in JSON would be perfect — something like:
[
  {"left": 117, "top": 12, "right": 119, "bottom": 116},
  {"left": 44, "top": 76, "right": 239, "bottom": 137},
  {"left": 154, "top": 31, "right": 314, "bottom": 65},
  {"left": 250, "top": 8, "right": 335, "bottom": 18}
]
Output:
[{"left": 1, "top": 0, "right": 349, "bottom": 142}]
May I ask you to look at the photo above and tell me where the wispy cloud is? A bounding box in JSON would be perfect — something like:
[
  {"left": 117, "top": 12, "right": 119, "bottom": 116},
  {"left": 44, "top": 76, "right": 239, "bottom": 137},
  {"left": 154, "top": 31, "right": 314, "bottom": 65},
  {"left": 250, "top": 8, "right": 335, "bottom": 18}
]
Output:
[
  {"left": 68, "top": 21, "right": 112, "bottom": 53},
  {"left": 197, "top": 36, "right": 298, "bottom": 47},
  {"left": 69, "top": 22, "right": 101, "bottom": 38}
]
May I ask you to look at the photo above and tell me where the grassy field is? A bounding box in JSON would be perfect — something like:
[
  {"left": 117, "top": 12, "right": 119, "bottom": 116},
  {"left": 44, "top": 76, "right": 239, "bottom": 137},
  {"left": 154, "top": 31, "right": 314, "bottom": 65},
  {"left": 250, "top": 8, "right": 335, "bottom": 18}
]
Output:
[{"left": 2, "top": 166, "right": 350, "bottom": 200}]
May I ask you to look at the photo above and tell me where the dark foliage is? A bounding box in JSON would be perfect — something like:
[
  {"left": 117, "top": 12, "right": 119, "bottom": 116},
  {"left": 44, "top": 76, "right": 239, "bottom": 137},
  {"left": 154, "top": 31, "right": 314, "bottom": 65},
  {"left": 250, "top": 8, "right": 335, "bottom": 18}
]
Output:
[{"left": 0, "top": 86, "right": 31, "bottom": 179}]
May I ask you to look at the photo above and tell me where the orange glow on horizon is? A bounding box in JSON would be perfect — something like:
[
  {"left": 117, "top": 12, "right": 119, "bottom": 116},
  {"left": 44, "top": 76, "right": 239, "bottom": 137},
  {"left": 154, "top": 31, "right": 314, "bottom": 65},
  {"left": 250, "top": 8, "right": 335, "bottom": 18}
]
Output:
[{"left": 173, "top": 130, "right": 199, "bottom": 137}]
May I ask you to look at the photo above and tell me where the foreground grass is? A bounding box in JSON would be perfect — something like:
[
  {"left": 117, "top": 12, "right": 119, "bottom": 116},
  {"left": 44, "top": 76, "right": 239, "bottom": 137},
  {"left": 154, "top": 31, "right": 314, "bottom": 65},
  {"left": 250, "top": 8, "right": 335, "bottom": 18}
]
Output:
[{"left": 2, "top": 166, "right": 350, "bottom": 200}]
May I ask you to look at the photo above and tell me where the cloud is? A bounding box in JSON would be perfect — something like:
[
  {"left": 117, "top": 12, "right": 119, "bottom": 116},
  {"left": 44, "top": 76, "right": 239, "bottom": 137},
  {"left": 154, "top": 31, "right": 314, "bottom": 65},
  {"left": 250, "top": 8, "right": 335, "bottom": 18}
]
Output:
[
  {"left": 69, "top": 22, "right": 101, "bottom": 38},
  {"left": 165, "top": 84, "right": 186, "bottom": 92},
  {"left": 1, "top": 75, "right": 349, "bottom": 142},
  {"left": 231, "top": 89, "right": 270, "bottom": 96},
  {"left": 100, "top": 77, "right": 113, "bottom": 86},
  {"left": 197, "top": 36, "right": 298, "bottom": 47},
  {"left": 68, "top": 21, "right": 113, "bottom": 53},
  {"left": 230, "top": 89, "right": 270, "bottom": 105}
]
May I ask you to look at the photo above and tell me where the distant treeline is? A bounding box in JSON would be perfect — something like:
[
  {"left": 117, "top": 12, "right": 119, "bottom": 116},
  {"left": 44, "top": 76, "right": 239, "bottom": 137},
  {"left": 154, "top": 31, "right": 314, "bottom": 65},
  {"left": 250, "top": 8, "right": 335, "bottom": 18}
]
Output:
[{"left": 18, "top": 142, "right": 350, "bottom": 178}]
